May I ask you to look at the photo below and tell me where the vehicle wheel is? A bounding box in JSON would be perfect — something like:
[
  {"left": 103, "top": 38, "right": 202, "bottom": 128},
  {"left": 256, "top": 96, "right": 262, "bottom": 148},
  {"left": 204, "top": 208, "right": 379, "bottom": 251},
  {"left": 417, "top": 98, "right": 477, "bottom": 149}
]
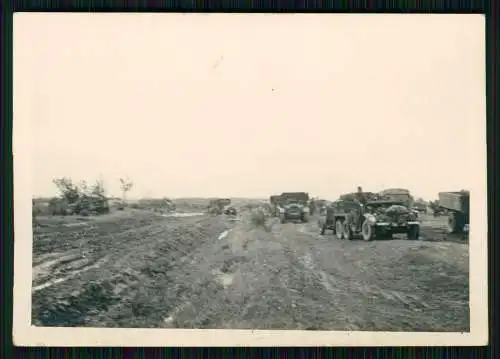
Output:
[
  {"left": 446, "top": 213, "right": 456, "bottom": 233},
  {"left": 361, "top": 220, "right": 374, "bottom": 241},
  {"left": 447, "top": 212, "right": 464, "bottom": 234},
  {"left": 335, "top": 219, "right": 344, "bottom": 240},
  {"left": 343, "top": 222, "right": 353, "bottom": 240},
  {"left": 407, "top": 224, "right": 420, "bottom": 240}
]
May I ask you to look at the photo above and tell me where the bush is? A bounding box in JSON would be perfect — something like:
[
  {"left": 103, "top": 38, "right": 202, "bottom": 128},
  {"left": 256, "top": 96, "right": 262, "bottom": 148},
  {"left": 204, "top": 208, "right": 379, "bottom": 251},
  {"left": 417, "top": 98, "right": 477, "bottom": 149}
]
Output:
[
  {"left": 48, "top": 197, "right": 69, "bottom": 216},
  {"left": 51, "top": 177, "right": 110, "bottom": 216}
]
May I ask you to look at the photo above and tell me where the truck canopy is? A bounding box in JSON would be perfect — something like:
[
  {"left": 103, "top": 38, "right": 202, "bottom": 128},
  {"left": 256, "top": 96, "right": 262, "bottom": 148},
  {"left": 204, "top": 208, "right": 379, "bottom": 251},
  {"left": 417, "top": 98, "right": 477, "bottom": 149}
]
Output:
[
  {"left": 209, "top": 198, "right": 231, "bottom": 206},
  {"left": 379, "top": 188, "right": 410, "bottom": 195},
  {"left": 438, "top": 191, "right": 470, "bottom": 213},
  {"left": 339, "top": 192, "right": 379, "bottom": 203},
  {"left": 280, "top": 192, "right": 309, "bottom": 203}
]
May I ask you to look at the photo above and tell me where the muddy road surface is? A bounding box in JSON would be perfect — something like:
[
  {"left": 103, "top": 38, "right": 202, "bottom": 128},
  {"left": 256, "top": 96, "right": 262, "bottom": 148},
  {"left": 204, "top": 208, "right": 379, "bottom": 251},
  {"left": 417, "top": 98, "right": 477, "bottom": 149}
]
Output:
[{"left": 32, "top": 210, "right": 469, "bottom": 331}]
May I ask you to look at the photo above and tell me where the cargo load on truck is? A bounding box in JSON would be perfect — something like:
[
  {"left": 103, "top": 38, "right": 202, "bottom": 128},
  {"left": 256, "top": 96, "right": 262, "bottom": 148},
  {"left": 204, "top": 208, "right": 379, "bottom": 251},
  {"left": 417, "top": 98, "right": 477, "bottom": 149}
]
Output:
[{"left": 378, "top": 188, "right": 414, "bottom": 208}]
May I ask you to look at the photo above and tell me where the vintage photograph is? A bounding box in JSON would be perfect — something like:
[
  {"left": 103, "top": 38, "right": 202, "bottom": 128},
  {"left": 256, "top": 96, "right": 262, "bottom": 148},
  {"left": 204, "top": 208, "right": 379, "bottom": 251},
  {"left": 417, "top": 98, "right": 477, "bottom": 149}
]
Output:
[{"left": 13, "top": 13, "right": 487, "bottom": 346}]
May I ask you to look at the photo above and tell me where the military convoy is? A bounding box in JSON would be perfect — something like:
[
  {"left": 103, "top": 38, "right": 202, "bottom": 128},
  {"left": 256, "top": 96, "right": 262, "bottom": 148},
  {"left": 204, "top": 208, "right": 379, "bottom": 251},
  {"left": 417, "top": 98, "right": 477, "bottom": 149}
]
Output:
[{"left": 264, "top": 186, "right": 469, "bottom": 241}]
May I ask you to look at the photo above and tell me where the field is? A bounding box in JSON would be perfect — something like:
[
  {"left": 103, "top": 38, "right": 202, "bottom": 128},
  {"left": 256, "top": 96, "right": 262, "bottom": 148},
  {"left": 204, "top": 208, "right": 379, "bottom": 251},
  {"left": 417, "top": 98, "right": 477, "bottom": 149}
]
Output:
[{"left": 31, "top": 200, "right": 469, "bottom": 331}]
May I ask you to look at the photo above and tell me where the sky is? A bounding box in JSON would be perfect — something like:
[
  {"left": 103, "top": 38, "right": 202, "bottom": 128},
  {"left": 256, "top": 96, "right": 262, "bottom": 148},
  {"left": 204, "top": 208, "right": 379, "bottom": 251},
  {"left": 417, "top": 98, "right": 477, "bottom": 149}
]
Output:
[{"left": 14, "top": 13, "right": 486, "bottom": 200}]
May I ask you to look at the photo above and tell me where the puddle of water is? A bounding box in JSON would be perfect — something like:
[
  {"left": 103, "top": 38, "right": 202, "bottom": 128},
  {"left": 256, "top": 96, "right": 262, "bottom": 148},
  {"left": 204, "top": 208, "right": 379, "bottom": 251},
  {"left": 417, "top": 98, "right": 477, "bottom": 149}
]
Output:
[
  {"left": 32, "top": 257, "right": 108, "bottom": 292},
  {"left": 161, "top": 212, "right": 204, "bottom": 218},
  {"left": 62, "top": 222, "right": 90, "bottom": 228},
  {"left": 33, "top": 254, "right": 81, "bottom": 280},
  {"left": 218, "top": 230, "right": 231, "bottom": 240}
]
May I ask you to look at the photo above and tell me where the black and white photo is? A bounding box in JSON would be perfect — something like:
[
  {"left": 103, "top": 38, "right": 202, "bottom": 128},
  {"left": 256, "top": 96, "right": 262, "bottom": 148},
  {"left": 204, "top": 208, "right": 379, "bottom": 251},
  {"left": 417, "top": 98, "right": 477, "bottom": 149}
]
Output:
[{"left": 13, "top": 13, "right": 487, "bottom": 346}]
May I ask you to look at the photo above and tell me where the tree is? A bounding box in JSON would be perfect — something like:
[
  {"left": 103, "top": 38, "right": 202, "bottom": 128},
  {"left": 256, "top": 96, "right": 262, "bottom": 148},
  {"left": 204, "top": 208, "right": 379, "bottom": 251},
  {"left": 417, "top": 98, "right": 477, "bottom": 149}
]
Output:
[
  {"left": 53, "top": 177, "right": 80, "bottom": 204},
  {"left": 119, "top": 178, "right": 134, "bottom": 202},
  {"left": 91, "top": 179, "right": 106, "bottom": 197},
  {"left": 52, "top": 176, "right": 111, "bottom": 216}
]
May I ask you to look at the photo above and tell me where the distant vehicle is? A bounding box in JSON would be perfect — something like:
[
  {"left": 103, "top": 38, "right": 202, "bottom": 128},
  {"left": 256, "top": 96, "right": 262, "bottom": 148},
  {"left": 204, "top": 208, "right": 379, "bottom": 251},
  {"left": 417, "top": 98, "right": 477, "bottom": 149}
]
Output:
[
  {"left": 412, "top": 202, "right": 427, "bottom": 214},
  {"left": 320, "top": 197, "right": 420, "bottom": 241},
  {"left": 429, "top": 200, "right": 447, "bottom": 216},
  {"left": 276, "top": 192, "right": 310, "bottom": 223},
  {"left": 309, "top": 198, "right": 327, "bottom": 215},
  {"left": 438, "top": 190, "right": 470, "bottom": 235},
  {"left": 223, "top": 205, "right": 237, "bottom": 216},
  {"left": 208, "top": 198, "right": 232, "bottom": 215}
]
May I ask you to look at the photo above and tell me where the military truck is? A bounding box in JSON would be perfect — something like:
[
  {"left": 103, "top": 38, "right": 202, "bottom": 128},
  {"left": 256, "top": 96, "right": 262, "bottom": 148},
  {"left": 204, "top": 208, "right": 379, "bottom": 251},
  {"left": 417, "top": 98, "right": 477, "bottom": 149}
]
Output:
[
  {"left": 276, "top": 192, "right": 310, "bottom": 223},
  {"left": 438, "top": 190, "right": 470, "bottom": 234},
  {"left": 320, "top": 197, "right": 420, "bottom": 241},
  {"left": 319, "top": 188, "right": 374, "bottom": 237},
  {"left": 207, "top": 198, "right": 232, "bottom": 215}
]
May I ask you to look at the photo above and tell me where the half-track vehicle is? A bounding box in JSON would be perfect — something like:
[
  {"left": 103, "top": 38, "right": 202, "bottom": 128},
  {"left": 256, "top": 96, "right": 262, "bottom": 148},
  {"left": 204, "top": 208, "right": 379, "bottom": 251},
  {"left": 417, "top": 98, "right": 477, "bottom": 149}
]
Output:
[
  {"left": 276, "top": 192, "right": 310, "bottom": 223},
  {"left": 438, "top": 190, "right": 470, "bottom": 235},
  {"left": 320, "top": 197, "right": 420, "bottom": 241}
]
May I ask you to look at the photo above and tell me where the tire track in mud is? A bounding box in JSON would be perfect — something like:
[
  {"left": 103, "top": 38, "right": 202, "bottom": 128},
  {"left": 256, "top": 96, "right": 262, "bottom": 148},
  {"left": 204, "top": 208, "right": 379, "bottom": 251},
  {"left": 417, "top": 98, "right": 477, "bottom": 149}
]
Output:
[
  {"left": 32, "top": 212, "right": 240, "bottom": 327},
  {"left": 167, "top": 212, "right": 467, "bottom": 331},
  {"left": 276, "top": 219, "right": 438, "bottom": 330},
  {"left": 33, "top": 256, "right": 110, "bottom": 292},
  {"left": 32, "top": 214, "right": 211, "bottom": 285}
]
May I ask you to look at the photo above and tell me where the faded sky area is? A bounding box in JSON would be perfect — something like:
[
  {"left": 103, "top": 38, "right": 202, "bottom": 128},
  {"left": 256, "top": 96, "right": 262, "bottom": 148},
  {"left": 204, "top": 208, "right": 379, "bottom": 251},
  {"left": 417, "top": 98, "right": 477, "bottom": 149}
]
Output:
[{"left": 14, "top": 14, "right": 485, "bottom": 200}]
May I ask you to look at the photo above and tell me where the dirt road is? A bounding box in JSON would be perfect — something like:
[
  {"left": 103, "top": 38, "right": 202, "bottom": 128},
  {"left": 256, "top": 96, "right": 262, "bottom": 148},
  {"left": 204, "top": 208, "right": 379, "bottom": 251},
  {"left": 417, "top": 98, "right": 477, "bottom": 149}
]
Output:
[{"left": 32, "top": 209, "right": 469, "bottom": 331}]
